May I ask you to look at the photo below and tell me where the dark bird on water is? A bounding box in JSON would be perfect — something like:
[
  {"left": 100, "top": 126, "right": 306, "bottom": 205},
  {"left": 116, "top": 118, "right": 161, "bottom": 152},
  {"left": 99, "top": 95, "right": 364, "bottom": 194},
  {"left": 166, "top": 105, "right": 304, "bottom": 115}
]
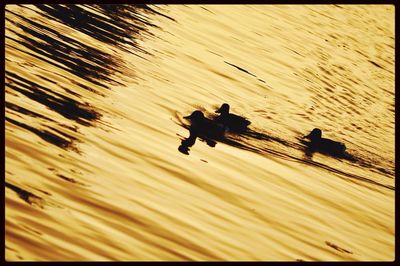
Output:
[
  {"left": 179, "top": 110, "right": 225, "bottom": 154},
  {"left": 184, "top": 110, "right": 226, "bottom": 140},
  {"left": 303, "top": 128, "right": 346, "bottom": 156},
  {"left": 214, "top": 103, "right": 251, "bottom": 133}
]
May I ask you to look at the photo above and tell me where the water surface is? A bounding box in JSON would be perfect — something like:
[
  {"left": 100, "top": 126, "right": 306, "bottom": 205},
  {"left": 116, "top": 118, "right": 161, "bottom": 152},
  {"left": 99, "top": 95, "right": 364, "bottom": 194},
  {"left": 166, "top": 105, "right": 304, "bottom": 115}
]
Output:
[{"left": 5, "top": 4, "right": 394, "bottom": 261}]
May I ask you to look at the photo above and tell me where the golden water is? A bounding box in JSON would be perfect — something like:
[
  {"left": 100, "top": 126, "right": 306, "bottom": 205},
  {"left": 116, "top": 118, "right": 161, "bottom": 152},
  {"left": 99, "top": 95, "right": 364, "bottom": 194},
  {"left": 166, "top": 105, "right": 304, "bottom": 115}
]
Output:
[{"left": 5, "top": 5, "right": 394, "bottom": 261}]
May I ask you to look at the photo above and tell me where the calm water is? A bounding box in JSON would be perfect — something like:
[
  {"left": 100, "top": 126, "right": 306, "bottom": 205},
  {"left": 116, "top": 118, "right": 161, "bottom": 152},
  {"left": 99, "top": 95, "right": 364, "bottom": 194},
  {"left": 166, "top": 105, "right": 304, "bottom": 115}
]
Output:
[{"left": 5, "top": 5, "right": 394, "bottom": 261}]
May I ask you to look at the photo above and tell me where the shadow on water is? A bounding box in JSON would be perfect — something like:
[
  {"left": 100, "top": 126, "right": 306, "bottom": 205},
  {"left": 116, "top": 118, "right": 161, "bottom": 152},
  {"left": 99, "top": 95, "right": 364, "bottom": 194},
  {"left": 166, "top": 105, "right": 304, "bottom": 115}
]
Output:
[
  {"left": 5, "top": 5, "right": 168, "bottom": 152},
  {"left": 176, "top": 111, "right": 393, "bottom": 191},
  {"left": 5, "top": 182, "right": 44, "bottom": 208},
  {"left": 6, "top": 71, "right": 100, "bottom": 126},
  {"left": 6, "top": 116, "right": 79, "bottom": 152},
  {"left": 5, "top": 71, "right": 98, "bottom": 152},
  {"left": 34, "top": 4, "right": 174, "bottom": 55},
  {"left": 5, "top": 9, "right": 121, "bottom": 89}
]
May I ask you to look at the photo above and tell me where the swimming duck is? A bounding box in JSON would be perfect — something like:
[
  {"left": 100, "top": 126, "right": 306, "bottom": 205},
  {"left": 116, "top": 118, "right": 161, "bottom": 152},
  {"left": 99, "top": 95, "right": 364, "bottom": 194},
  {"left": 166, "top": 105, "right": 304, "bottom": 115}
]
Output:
[
  {"left": 214, "top": 103, "right": 251, "bottom": 133},
  {"left": 184, "top": 110, "right": 226, "bottom": 140},
  {"left": 303, "top": 128, "right": 346, "bottom": 156}
]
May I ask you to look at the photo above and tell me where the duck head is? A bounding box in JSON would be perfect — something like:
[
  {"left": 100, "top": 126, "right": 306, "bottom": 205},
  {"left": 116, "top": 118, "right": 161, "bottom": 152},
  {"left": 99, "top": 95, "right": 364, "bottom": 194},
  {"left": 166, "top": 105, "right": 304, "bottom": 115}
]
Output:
[
  {"left": 216, "top": 103, "right": 230, "bottom": 115},
  {"left": 184, "top": 110, "right": 205, "bottom": 123},
  {"left": 304, "top": 128, "right": 322, "bottom": 141}
]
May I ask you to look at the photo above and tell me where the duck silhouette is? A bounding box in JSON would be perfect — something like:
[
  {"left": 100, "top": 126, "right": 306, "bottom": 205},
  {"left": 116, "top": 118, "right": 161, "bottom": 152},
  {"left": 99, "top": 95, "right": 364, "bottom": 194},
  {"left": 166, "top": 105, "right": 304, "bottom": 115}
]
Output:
[
  {"left": 179, "top": 110, "right": 226, "bottom": 154},
  {"left": 214, "top": 103, "right": 251, "bottom": 133},
  {"left": 303, "top": 128, "right": 346, "bottom": 157},
  {"left": 184, "top": 110, "right": 226, "bottom": 140}
]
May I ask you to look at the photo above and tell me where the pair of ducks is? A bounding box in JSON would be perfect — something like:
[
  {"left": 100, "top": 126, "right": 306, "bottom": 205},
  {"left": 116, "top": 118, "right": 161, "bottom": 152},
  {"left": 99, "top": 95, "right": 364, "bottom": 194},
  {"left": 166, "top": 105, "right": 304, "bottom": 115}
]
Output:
[
  {"left": 184, "top": 103, "right": 347, "bottom": 157},
  {"left": 179, "top": 103, "right": 249, "bottom": 154},
  {"left": 184, "top": 103, "right": 250, "bottom": 138}
]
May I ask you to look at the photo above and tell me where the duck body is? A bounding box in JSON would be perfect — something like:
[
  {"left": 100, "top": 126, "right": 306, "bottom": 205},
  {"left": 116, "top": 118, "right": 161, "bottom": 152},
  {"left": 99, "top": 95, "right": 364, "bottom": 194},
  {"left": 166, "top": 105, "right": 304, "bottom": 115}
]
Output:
[
  {"left": 184, "top": 110, "right": 226, "bottom": 140},
  {"left": 304, "top": 128, "right": 346, "bottom": 156},
  {"left": 214, "top": 103, "right": 251, "bottom": 133}
]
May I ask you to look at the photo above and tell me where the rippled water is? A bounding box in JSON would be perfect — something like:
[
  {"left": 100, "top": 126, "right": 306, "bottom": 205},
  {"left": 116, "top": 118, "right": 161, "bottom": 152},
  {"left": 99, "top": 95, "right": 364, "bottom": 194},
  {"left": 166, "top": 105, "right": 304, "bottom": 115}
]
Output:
[{"left": 5, "top": 4, "right": 394, "bottom": 261}]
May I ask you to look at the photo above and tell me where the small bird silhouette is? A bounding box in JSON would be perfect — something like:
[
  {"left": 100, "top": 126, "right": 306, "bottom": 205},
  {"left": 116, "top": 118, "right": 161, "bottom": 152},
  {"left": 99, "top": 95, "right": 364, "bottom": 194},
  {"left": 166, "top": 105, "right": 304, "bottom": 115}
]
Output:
[
  {"left": 214, "top": 103, "right": 251, "bottom": 133},
  {"left": 303, "top": 128, "right": 346, "bottom": 157},
  {"left": 184, "top": 110, "right": 226, "bottom": 140}
]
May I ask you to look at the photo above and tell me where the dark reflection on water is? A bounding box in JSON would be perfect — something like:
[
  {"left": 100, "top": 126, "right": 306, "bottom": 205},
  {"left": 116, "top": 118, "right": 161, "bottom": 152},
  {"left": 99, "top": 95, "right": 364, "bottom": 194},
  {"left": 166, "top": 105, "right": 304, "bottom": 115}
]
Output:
[
  {"left": 6, "top": 101, "right": 53, "bottom": 123},
  {"left": 5, "top": 182, "right": 44, "bottom": 208},
  {"left": 178, "top": 129, "right": 197, "bottom": 155},
  {"left": 6, "top": 9, "right": 121, "bottom": 89},
  {"left": 5, "top": 4, "right": 165, "bottom": 152},
  {"left": 34, "top": 5, "right": 173, "bottom": 55},
  {"left": 5, "top": 70, "right": 97, "bottom": 151},
  {"left": 6, "top": 71, "right": 100, "bottom": 126},
  {"left": 6, "top": 116, "right": 79, "bottom": 151}
]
